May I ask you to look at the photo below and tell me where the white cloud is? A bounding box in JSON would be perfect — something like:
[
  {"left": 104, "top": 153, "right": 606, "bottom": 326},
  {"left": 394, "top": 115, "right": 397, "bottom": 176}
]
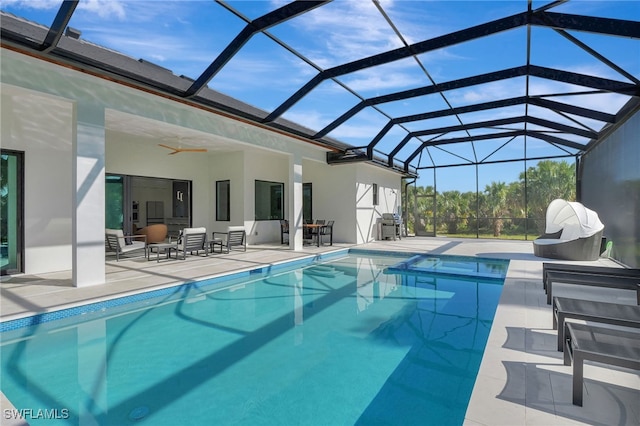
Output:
[
  {"left": 77, "top": 0, "right": 126, "bottom": 19},
  {"left": 4, "top": 0, "right": 127, "bottom": 19},
  {"left": 2, "top": 0, "right": 60, "bottom": 10},
  {"left": 290, "top": 0, "right": 405, "bottom": 67},
  {"left": 282, "top": 110, "right": 328, "bottom": 133},
  {"left": 339, "top": 68, "right": 425, "bottom": 93}
]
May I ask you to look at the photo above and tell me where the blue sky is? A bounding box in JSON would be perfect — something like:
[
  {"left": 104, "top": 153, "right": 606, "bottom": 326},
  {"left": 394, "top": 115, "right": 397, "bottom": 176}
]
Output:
[{"left": 3, "top": 0, "right": 638, "bottom": 192}]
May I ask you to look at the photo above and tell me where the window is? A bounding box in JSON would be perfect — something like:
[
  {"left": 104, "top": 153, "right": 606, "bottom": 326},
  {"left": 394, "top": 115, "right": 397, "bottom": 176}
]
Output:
[
  {"left": 373, "top": 183, "right": 379, "bottom": 205},
  {"left": 303, "top": 183, "right": 312, "bottom": 223},
  {"left": 255, "top": 180, "right": 283, "bottom": 220},
  {"left": 216, "top": 180, "right": 230, "bottom": 221}
]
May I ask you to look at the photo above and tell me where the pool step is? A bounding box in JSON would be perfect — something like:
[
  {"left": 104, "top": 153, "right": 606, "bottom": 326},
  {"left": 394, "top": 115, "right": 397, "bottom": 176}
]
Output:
[{"left": 305, "top": 265, "right": 344, "bottom": 278}]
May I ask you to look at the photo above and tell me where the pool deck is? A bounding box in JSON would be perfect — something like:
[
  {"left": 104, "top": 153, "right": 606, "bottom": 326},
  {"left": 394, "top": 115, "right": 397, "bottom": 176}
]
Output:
[{"left": 1, "top": 237, "right": 638, "bottom": 425}]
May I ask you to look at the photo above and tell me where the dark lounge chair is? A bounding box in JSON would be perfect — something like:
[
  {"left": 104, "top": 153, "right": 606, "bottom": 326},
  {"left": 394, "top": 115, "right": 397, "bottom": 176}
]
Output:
[
  {"left": 563, "top": 322, "right": 640, "bottom": 406},
  {"left": 280, "top": 219, "right": 289, "bottom": 244},
  {"left": 544, "top": 268, "right": 640, "bottom": 305},
  {"left": 312, "top": 220, "right": 325, "bottom": 244},
  {"left": 552, "top": 296, "right": 640, "bottom": 351},
  {"left": 543, "top": 262, "right": 640, "bottom": 287}
]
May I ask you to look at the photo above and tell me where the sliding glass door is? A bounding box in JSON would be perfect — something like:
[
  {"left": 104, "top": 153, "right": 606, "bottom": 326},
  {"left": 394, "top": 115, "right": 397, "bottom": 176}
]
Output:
[
  {"left": 1, "top": 150, "right": 24, "bottom": 275},
  {"left": 106, "top": 174, "right": 125, "bottom": 230},
  {"left": 106, "top": 174, "right": 191, "bottom": 237}
]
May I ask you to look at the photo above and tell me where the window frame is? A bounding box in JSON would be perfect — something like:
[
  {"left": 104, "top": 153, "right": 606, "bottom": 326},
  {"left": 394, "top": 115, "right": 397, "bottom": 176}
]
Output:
[
  {"left": 216, "top": 180, "right": 230, "bottom": 221},
  {"left": 254, "top": 179, "right": 284, "bottom": 221},
  {"left": 373, "top": 183, "right": 379, "bottom": 206}
]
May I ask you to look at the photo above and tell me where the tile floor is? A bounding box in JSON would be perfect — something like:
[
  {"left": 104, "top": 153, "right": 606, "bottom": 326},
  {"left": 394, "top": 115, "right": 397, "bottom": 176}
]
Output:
[{"left": 1, "top": 238, "right": 638, "bottom": 425}]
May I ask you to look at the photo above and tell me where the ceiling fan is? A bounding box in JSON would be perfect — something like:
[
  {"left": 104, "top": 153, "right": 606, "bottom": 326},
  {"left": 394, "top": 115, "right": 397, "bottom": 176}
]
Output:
[{"left": 158, "top": 137, "right": 208, "bottom": 155}]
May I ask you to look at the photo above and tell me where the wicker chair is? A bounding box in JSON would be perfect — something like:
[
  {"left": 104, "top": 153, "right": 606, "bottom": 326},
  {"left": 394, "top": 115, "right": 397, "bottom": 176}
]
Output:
[{"left": 135, "top": 223, "right": 168, "bottom": 244}]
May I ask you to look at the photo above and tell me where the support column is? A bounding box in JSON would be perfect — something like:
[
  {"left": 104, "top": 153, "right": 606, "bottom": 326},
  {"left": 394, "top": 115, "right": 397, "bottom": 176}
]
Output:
[
  {"left": 72, "top": 102, "right": 106, "bottom": 287},
  {"left": 288, "top": 153, "right": 304, "bottom": 250}
]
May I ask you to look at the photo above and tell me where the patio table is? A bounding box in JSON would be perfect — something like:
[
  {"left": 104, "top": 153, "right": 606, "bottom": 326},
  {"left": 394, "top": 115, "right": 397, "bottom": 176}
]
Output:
[{"left": 148, "top": 242, "right": 178, "bottom": 262}]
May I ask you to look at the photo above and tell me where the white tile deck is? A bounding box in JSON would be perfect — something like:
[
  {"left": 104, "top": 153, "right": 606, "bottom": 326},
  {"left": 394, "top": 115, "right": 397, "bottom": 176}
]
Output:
[{"left": 1, "top": 238, "right": 638, "bottom": 425}]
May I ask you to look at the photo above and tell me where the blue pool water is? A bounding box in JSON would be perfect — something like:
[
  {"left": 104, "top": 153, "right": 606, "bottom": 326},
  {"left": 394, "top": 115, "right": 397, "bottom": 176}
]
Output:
[
  {"left": 385, "top": 254, "right": 509, "bottom": 281},
  {"left": 1, "top": 251, "right": 508, "bottom": 425}
]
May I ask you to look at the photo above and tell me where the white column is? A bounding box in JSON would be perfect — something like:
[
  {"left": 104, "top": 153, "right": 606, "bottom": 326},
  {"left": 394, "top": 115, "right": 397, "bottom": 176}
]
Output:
[
  {"left": 288, "top": 153, "right": 304, "bottom": 250},
  {"left": 72, "top": 103, "right": 106, "bottom": 287}
]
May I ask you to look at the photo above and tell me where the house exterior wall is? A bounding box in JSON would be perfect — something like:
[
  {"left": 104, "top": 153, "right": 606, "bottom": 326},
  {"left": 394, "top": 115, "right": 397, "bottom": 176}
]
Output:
[
  {"left": 355, "top": 164, "right": 402, "bottom": 243},
  {"left": 1, "top": 87, "right": 74, "bottom": 274},
  {"left": 1, "top": 48, "right": 405, "bottom": 284},
  {"left": 301, "top": 161, "right": 402, "bottom": 244},
  {"left": 209, "top": 151, "right": 244, "bottom": 236},
  {"left": 299, "top": 160, "right": 353, "bottom": 242},
  {"left": 243, "top": 150, "right": 290, "bottom": 244}
]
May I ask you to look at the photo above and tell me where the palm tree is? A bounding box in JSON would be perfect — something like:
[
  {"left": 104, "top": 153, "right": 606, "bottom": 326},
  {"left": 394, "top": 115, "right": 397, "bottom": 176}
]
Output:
[
  {"left": 484, "top": 182, "right": 509, "bottom": 237},
  {"left": 405, "top": 184, "right": 435, "bottom": 235},
  {"left": 439, "top": 190, "right": 463, "bottom": 234}
]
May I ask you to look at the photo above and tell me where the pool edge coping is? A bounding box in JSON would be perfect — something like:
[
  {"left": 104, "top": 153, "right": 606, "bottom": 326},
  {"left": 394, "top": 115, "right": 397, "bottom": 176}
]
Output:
[{"left": 1, "top": 249, "right": 352, "bottom": 331}]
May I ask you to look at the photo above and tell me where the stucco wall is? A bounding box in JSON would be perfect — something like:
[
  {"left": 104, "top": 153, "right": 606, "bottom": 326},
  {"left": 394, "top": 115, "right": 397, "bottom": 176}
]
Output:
[
  {"left": 355, "top": 164, "right": 402, "bottom": 243},
  {"left": 302, "top": 160, "right": 357, "bottom": 243},
  {"left": 1, "top": 88, "right": 73, "bottom": 274},
  {"left": 209, "top": 151, "right": 244, "bottom": 234},
  {"left": 243, "top": 150, "right": 290, "bottom": 244}
]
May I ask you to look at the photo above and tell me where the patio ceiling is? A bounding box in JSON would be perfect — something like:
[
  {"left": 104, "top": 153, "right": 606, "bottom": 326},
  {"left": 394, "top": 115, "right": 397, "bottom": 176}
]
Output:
[{"left": 1, "top": 0, "right": 639, "bottom": 176}]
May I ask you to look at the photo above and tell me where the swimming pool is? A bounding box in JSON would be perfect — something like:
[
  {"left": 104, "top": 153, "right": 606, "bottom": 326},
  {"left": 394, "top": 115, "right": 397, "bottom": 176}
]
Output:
[{"left": 1, "top": 250, "right": 508, "bottom": 425}]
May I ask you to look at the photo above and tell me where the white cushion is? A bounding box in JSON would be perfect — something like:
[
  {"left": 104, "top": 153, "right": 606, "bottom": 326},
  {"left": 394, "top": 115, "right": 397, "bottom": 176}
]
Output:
[
  {"left": 183, "top": 227, "right": 206, "bottom": 235},
  {"left": 121, "top": 241, "right": 146, "bottom": 253},
  {"left": 533, "top": 238, "right": 569, "bottom": 246},
  {"left": 106, "top": 228, "right": 127, "bottom": 248}
]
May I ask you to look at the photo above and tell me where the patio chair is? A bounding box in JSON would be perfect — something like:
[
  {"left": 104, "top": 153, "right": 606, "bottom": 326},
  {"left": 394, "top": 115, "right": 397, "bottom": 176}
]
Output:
[
  {"left": 303, "top": 219, "right": 314, "bottom": 242},
  {"left": 310, "top": 220, "right": 325, "bottom": 245},
  {"left": 105, "top": 229, "right": 147, "bottom": 261},
  {"left": 542, "top": 262, "right": 640, "bottom": 294},
  {"left": 135, "top": 223, "right": 168, "bottom": 244},
  {"left": 318, "top": 220, "right": 334, "bottom": 246},
  {"left": 211, "top": 226, "right": 246, "bottom": 253},
  {"left": 175, "top": 227, "right": 208, "bottom": 259},
  {"left": 563, "top": 322, "right": 640, "bottom": 406},
  {"left": 552, "top": 296, "right": 640, "bottom": 351},
  {"left": 280, "top": 219, "right": 289, "bottom": 244}
]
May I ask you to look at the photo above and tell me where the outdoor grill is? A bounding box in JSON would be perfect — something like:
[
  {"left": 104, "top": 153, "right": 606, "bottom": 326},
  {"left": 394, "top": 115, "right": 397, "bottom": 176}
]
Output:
[{"left": 381, "top": 213, "right": 402, "bottom": 240}]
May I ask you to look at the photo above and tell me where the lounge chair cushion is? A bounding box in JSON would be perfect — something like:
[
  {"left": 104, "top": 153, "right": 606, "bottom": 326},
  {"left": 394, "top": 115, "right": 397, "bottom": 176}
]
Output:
[{"left": 105, "top": 229, "right": 147, "bottom": 261}]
